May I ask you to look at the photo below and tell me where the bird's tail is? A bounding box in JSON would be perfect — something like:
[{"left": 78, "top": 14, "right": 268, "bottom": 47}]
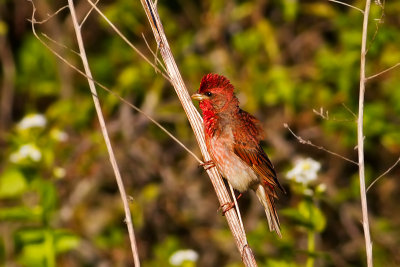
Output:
[{"left": 255, "top": 184, "right": 282, "bottom": 238}]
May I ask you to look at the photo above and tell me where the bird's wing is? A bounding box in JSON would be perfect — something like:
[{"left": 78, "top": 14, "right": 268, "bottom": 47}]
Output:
[
  {"left": 233, "top": 143, "right": 282, "bottom": 192},
  {"left": 233, "top": 110, "right": 285, "bottom": 193}
]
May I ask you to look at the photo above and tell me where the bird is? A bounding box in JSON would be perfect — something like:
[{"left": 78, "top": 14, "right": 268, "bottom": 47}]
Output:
[{"left": 191, "top": 73, "right": 285, "bottom": 237}]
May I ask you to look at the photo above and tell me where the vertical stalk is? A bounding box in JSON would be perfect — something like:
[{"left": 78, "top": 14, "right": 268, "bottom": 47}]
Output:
[
  {"left": 358, "top": 0, "right": 373, "bottom": 266},
  {"left": 67, "top": 0, "right": 141, "bottom": 265},
  {"left": 306, "top": 200, "right": 315, "bottom": 267},
  {"left": 306, "top": 230, "right": 315, "bottom": 267},
  {"left": 45, "top": 229, "right": 56, "bottom": 267}
]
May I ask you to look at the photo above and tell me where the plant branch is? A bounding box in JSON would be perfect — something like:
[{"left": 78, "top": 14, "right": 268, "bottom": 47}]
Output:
[
  {"left": 80, "top": 0, "right": 99, "bottom": 27},
  {"left": 66, "top": 0, "right": 140, "bottom": 265},
  {"left": 141, "top": 33, "right": 169, "bottom": 75},
  {"left": 366, "top": 0, "right": 385, "bottom": 54},
  {"left": 139, "top": 0, "right": 257, "bottom": 265},
  {"left": 41, "top": 33, "right": 80, "bottom": 56},
  {"left": 358, "top": 0, "right": 373, "bottom": 266},
  {"left": 284, "top": 124, "right": 358, "bottom": 165},
  {"left": 312, "top": 105, "right": 357, "bottom": 122},
  {"left": 328, "top": 0, "right": 364, "bottom": 13},
  {"left": 28, "top": 4, "right": 69, "bottom": 24},
  {"left": 367, "top": 157, "right": 400, "bottom": 192},
  {"left": 366, "top": 62, "right": 400, "bottom": 81},
  {"left": 86, "top": 0, "right": 171, "bottom": 82}
]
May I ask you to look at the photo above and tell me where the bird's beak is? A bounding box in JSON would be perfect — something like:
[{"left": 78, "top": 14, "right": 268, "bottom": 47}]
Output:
[{"left": 191, "top": 93, "right": 208, "bottom": 101}]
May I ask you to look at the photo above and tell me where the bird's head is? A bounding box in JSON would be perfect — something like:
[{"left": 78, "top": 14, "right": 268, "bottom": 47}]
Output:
[{"left": 191, "top": 74, "right": 239, "bottom": 114}]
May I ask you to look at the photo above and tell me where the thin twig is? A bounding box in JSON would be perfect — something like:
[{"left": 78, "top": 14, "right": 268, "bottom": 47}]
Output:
[
  {"left": 228, "top": 183, "right": 246, "bottom": 238},
  {"left": 367, "top": 157, "right": 400, "bottom": 192},
  {"left": 139, "top": 0, "right": 257, "bottom": 265},
  {"left": 29, "top": 4, "right": 69, "bottom": 24},
  {"left": 141, "top": 33, "right": 168, "bottom": 74},
  {"left": 312, "top": 105, "right": 356, "bottom": 122},
  {"left": 101, "top": 87, "right": 203, "bottom": 164},
  {"left": 358, "top": 0, "right": 373, "bottom": 266},
  {"left": 66, "top": 0, "right": 141, "bottom": 265},
  {"left": 366, "top": 0, "right": 385, "bottom": 54},
  {"left": 86, "top": 0, "right": 171, "bottom": 82},
  {"left": 313, "top": 107, "right": 329, "bottom": 120},
  {"left": 284, "top": 123, "right": 358, "bottom": 165},
  {"left": 41, "top": 33, "right": 80, "bottom": 56},
  {"left": 80, "top": 0, "right": 99, "bottom": 27},
  {"left": 328, "top": 0, "right": 364, "bottom": 13},
  {"left": 342, "top": 103, "right": 358, "bottom": 119},
  {"left": 366, "top": 62, "right": 400, "bottom": 81}
]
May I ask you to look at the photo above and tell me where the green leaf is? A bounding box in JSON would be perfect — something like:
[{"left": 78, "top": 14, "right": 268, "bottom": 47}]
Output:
[
  {"left": 15, "top": 228, "right": 45, "bottom": 244},
  {"left": 0, "top": 168, "right": 27, "bottom": 198},
  {"left": 282, "top": 201, "right": 326, "bottom": 232},
  {"left": 281, "top": 0, "right": 299, "bottom": 21},
  {"left": 0, "top": 206, "right": 42, "bottom": 221},
  {"left": 31, "top": 179, "right": 58, "bottom": 221},
  {"left": 18, "top": 242, "right": 47, "bottom": 266},
  {"left": 298, "top": 201, "right": 326, "bottom": 232},
  {"left": 54, "top": 231, "right": 80, "bottom": 253}
]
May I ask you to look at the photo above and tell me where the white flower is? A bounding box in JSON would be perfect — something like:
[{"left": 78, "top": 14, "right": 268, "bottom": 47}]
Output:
[
  {"left": 10, "top": 144, "right": 42, "bottom": 163},
  {"left": 286, "top": 158, "right": 321, "bottom": 185},
  {"left": 50, "top": 128, "right": 68, "bottom": 142},
  {"left": 17, "top": 114, "right": 47, "bottom": 130},
  {"left": 169, "top": 249, "right": 199, "bottom": 266}
]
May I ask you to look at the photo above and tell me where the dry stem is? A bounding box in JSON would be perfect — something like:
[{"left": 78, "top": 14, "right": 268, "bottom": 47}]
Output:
[
  {"left": 358, "top": 0, "right": 373, "bottom": 266},
  {"left": 366, "top": 62, "right": 400, "bottom": 81},
  {"left": 328, "top": 0, "right": 364, "bottom": 13},
  {"left": 284, "top": 123, "right": 358, "bottom": 165},
  {"left": 85, "top": 0, "right": 170, "bottom": 82},
  {"left": 367, "top": 157, "right": 400, "bottom": 192},
  {"left": 66, "top": 1, "right": 141, "bottom": 266},
  {"left": 139, "top": 0, "right": 257, "bottom": 265}
]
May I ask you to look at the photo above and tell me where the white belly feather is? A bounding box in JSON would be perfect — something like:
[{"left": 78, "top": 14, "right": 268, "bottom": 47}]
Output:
[{"left": 208, "top": 130, "right": 258, "bottom": 192}]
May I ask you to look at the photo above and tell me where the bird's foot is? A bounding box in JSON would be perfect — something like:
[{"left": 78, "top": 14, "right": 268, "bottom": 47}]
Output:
[
  {"left": 219, "top": 201, "right": 235, "bottom": 216},
  {"left": 218, "top": 193, "right": 243, "bottom": 215},
  {"left": 199, "top": 160, "right": 215, "bottom": 170}
]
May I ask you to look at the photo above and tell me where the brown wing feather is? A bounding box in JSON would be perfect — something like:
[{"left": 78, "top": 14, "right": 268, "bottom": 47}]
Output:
[
  {"left": 233, "top": 144, "right": 284, "bottom": 193},
  {"left": 233, "top": 110, "right": 285, "bottom": 193}
]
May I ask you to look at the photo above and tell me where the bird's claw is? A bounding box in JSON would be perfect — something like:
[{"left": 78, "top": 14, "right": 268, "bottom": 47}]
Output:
[
  {"left": 199, "top": 160, "right": 215, "bottom": 170},
  {"left": 219, "top": 201, "right": 235, "bottom": 216}
]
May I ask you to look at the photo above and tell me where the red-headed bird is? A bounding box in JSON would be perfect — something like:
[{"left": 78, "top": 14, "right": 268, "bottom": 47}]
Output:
[{"left": 192, "top": 73, "right": 284, "bottom": 237}]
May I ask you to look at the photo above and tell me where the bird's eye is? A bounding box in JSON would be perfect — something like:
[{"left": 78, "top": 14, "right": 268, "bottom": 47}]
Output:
[{"left": 205, "top": 92, "right": 212, "bottom": 97}]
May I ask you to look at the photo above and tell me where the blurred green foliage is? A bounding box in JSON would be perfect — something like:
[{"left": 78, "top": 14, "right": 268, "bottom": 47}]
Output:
[{"left": 1, "top": 0, "right": 400, "bottom": 266}]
